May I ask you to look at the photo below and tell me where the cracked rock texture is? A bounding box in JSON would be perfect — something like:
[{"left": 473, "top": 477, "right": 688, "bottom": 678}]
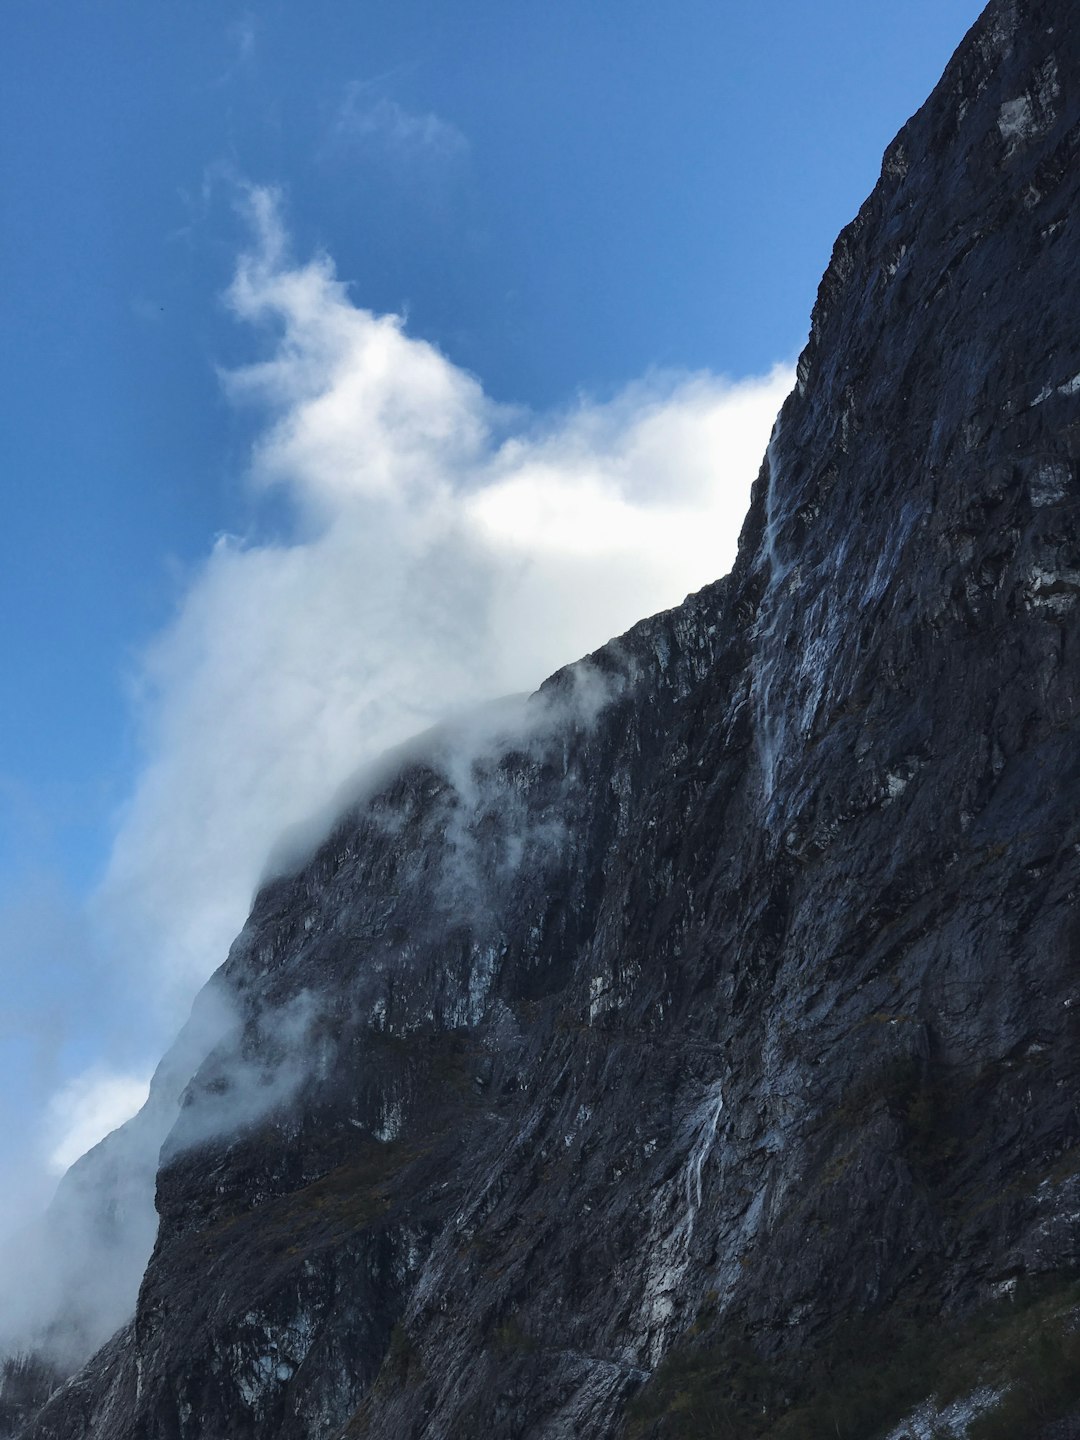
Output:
[{"left": 15, "top": 0, "right": 1080, "bottom": 1435}]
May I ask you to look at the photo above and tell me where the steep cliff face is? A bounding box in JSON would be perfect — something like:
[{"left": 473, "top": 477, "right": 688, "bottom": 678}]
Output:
[{"left": 19, "top": 0, "right": 1080, "bottom": 1436}]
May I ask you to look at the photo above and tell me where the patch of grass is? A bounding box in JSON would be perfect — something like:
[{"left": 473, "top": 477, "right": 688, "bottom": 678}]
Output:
[
  {"left": 492, "top": 1315, "right": 538, "bottom": 1355},
  {"left": 340, "top": 1320, "right": 422, "bottom": 1437},
  {"left": 281, "top": 1150, "right": 400, "bottom": 1226},
  {"left": 382, "top": 1320, "right": 423, "bottom": 1384},
  {"left": 195, "top": 1140, "right": 421, "bottom": 1273},
  {"left": 966, "top": 1297, "right": 1080, "bottom": 1439},
  {"left": 625, "top": 1335, "right": 786, "bottom": 1439},
  {"left": 623, "top": 1274, "right": 1080, "bottom": 1440},
  {"left": 832, "top": 1056, "right": 961, "bottom": 1181},
  {"left": 426, "top": 1031, "right": 479, "bottom": 1095}
]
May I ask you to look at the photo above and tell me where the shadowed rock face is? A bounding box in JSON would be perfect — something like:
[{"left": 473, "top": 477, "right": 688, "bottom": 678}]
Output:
[{"left": 16, "top": 0, "right": 1080, "bottom": 1435}]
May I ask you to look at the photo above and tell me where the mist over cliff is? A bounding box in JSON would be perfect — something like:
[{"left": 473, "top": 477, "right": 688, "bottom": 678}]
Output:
[{"left": 8, "top": 0, "right": 1080, "bottom": 1437}]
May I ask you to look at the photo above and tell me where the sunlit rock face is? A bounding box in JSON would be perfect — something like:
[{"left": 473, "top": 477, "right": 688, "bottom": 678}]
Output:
[{"left": 17, "top": 0, "right": 1080, "bottom": 1435}]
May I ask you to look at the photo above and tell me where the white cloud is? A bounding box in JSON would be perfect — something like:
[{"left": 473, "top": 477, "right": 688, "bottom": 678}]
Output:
[
  {"left": 45, "top": 1068, "right": 152, "bottom": 1176},
  {"left": 215, "top": 13, "right": 257, "bottom": 86},
  {"left": 231, "top": 14, "right": 256, "bottom": 68},
  {"left": 95, "top": 184, "right": 791, "bottom": 1024},
  {"left": 332, "top": 88, "right": 469, "bottom": 165}
]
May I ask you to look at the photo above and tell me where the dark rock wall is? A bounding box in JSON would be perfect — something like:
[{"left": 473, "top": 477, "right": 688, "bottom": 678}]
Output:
[{"left": 20, "top": 0, "right": 1080, "bottom": 1435}]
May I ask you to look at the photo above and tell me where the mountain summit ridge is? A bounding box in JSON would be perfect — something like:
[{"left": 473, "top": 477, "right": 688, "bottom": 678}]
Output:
[{"left": 12, "top": 0, "right": 1080, "bottom": 1434}]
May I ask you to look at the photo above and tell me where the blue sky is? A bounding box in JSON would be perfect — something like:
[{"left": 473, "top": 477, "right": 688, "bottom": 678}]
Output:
[{"left": 1, "top": 0, "right": 983, "bottom": 1239}]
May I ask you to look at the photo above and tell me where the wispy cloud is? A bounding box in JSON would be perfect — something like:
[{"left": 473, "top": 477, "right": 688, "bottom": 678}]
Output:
[
  {"left": 231, "top": 13, "right": 256, "bottom": 67},
  {"left": 214, "top": 12, "right": 257, "bottom": 86},
  {"left": 330, "top": 86, "right": 470, "bottom": 166}
]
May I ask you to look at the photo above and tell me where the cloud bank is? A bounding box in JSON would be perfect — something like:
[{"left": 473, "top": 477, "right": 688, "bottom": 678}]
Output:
[{"left": 96, "top": 185, "right": 792, "bottom": 1029}]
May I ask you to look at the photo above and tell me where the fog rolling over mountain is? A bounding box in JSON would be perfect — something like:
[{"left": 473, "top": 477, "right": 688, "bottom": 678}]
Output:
[{"left": 7, "top": 0, "right": 1080, "bottom": 1435}]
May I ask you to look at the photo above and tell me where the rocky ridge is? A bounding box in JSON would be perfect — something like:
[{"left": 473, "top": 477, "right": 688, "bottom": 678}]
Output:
[{"left": 14, "top": 0, "right": 1080, "bottom": 1435}]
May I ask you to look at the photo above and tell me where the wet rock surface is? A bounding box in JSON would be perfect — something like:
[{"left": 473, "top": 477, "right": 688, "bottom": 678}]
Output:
[{"left": 16, "top": 0, "right": 1080, "bottom": 1435}]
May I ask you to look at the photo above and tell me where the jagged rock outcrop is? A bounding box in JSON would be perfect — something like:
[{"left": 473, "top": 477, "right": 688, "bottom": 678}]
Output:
[{"left": 17, "top": 0, "right": 1080, "bottom": 1435}]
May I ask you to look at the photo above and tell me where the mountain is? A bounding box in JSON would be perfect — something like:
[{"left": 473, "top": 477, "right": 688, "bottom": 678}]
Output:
[{"left": 13, "top": 0, "right": 1080, "bottom": 1435}]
